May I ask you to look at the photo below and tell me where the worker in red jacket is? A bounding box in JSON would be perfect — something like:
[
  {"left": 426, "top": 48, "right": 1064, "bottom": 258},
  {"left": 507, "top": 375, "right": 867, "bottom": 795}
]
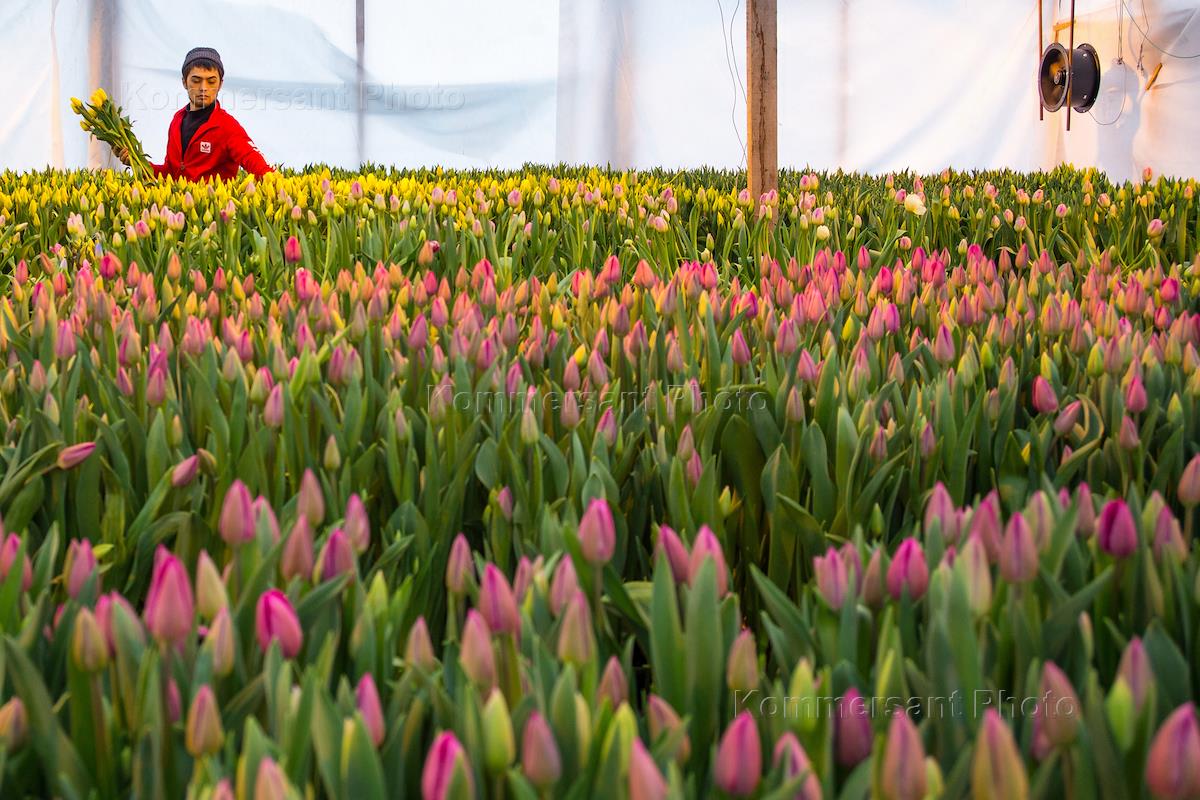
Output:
[{"left": 114, "top": 47, "right": 274, "bottom": 181}]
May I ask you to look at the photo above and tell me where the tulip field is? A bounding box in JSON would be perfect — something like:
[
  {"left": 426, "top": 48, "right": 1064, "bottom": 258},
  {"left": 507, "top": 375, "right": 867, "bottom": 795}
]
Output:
[{"left": 1, "top": 163, "right": 1200, "bottom": 800}]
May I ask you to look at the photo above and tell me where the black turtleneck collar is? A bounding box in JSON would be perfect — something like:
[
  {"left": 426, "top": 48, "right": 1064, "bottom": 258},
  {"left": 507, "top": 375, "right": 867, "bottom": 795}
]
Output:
[{"left": 181, "top": 102, "right": 216, "bottom": 156}]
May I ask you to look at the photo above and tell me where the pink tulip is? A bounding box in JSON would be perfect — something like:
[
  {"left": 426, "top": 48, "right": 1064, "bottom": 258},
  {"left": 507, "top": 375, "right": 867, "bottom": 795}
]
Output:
[
  {"left": 446, "top": 533, "right": 474, "bottom": 594},
  {"left": 836, "top": 688, "right": 873, "bottom": 766},
  {"left": 556, "top": 590, "right": 595, "bottom": 665},
  {"left": 924, "top": 482, "right": 959, "bottom": 543},
  {"left": 477, "top": 563, "right": 521, "bottom": 637},
  {"left": 56, "top": 442, "right": 96, "bottom": 470},
  {"left": 579, "top": 498, "right": 615, "bottom": 566},
  {"left": 932, "top": 324, "right": 955, "bottom": 365},
  {"left": 1032, "top": 376, "right": 1058, "bottom": 414},
  {"left": 597, "top": 656, "right": 628, "bottom": 709},
  {"left": 1146, "top": 704, "right": 1200, "bottom": 799},
  {"left": 142, "top": 547, "right": 194, "bottom": 649},
  {"left": 999, "top": 512, "right": 1038, "bottom": 583},
  {"left": 886, "top": 538, "right": 929, "bottom": 601},
  {"left": 773, "top": 732, "right": 821, "bottom": 800},
  {"left": 0, "top": 533, "right": 33, "bottom": 592},
  {"left": 1117, "top": 637, "right": 1152, "bottom": 713},
  {"left": 171, "top": 455, "right": 200, "bottom": 487},
  {"left": 1098, "top": 499, "right": 1138, "bottom": 558},
  {"left": 629, "top": 738, "right": 668, "bottom": 800},
  {"left": 255, "top": 589, "right": 302, "bottom": 658},
  {"left": 356, "top": 674, "right": 386, "bottom": 748},
  {"left": 284, "top": 235, "right": 302, "bottom": 263},
  {"left": 460, "top": 610, "right": 496, "bottom": 689},
  {"left": 1181, "top": 455, "right": 1200, "bottom": 507},
  {"left": 688, "top": 526, "right": 729, "bottom": 597},
  {"left": 219, "top": 479, "right": 255, "bottom": 545},
  {"left": 422, "top": 731, "right": 474, "bottom": 800},
  {"left": 549, "top": 557, "right": 579, "bottom": 617},
  {"left": 522, "top": 711, "right": 562, "bottom": 789},
  {"left": 654, "top": 525, "right": 690, "bottom": 583},
  {"left": 297, "top": 469, "right": 325, "bottom": 526},
  {"left": 714, "top": 712, "right": 762, "bottom": 797},
  {"left": 730, "top": 329, "right": 751, "bottom": 366},
  {"left": 281, "top": 517, "right": 314, "bottom": 582},
  {"left": 882, "top": 713, "right": 927, "bottom": 800},
  {"left": 64, "top": 539, "right": 97, "bottom": 599},
  {"left": 813, "top": 547, "right": 848, "bottom": 610},
  {"left": 319, "top": 529, "right": 356, "bottom": 581}
]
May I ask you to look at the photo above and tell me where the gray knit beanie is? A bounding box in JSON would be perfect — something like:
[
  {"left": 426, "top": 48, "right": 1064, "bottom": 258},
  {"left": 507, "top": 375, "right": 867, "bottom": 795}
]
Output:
[{"left": 182, "top": 47, "right": 224, "bottom": 79}]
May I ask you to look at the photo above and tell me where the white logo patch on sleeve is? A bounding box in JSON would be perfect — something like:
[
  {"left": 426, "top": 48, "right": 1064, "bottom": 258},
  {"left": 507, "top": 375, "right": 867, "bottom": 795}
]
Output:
[{"left": 199, "top": 141, "right": 212, "bottom": 154}]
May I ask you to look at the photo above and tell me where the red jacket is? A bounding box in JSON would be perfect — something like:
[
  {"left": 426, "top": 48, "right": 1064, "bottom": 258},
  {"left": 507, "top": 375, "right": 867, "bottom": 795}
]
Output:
[{"left": 151, "top": 101, "right": 274, "bottom": 181}]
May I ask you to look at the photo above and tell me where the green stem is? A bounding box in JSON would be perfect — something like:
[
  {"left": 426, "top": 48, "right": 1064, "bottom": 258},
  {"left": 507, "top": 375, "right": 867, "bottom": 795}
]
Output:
[{"left": 91, "top": 673, "right": 116, "bottom": 799}]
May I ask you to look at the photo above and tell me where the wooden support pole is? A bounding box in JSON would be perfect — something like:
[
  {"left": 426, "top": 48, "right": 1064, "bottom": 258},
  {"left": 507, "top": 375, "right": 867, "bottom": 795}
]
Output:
[
  {"left": 1038, "top": 0, "right": 1044, "bottom": 120},
  {"left": 1067, "top": 0, "right": 1075, "bottom": 131},
  {"left": 746, "top": 0, "right": 778, "bottom": 200}
]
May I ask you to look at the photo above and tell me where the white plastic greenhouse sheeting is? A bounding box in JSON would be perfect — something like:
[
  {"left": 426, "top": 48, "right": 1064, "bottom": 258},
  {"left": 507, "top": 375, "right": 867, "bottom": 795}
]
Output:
[{"left": 1, "top": 0, "right": 1197, "bottom": 183}]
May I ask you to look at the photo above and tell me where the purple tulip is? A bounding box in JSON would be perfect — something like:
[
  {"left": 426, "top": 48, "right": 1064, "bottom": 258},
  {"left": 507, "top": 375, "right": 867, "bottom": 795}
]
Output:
[
  {"left": 835, "top": 689, "right": 873, "bottom": 767},
  {"left": 1098, "top": 499, "right": 1138, "bottom": 558}
]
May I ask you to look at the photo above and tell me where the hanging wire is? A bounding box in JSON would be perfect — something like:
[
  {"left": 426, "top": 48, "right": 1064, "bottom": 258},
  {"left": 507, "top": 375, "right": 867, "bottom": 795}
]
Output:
[
  {"left": 1089, "top": 61, "right": 1129, "bottom": 125},
  {"left": 1122, "top": 0, "right": 1200, "bottom": 59},
  {"left": 729, "top": 0, "right": 749, "bottom": 106},
  {"left": 1091, "top": 0, "right": 1128, "bottom": 126},
  {"left": 715, "top": 0, "right": 748, "bottom": 164}
]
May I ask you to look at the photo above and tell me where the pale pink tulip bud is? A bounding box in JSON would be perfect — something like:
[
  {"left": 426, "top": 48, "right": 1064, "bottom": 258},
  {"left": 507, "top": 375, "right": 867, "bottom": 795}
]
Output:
[
  {"left": 478, "top": 563, "right": 521, "bottom": 638},
  {"left": 219, "top": 479, "right": 255, "bottom": 545},
  {"left": 405, "top": 617, "right": 437, "bottom": 671},
  {"left": 688, "top": 526, "right": 729, "bottom": 597},
  {"left": 64, "top": 538, "right": 98, "bottom": 599},
  {"left": 356, "top": 673, "right": 386, "bottom": 748},
  {"left": 1145, "top": 703, "right": 1200, "bottom": 800},
  {"left": 459, "top": 610, "right": 495, "bottom": 690},
  {"left": 549, "top": 556, "right": 578, "bottom": 617},
  {"left": 344, "top": 494, "right": 370, "bottom": 553},
  {"left": 522, "top": 711, "right": 562, "bottom": 789},
  {"left": 578, "top": 498, "right": 616, "bottom": 566},
  {"left": 446, "top": 533, "right": 473, "bottom": 594},
  {"left": 297, "top": 468, "right": 325, "bottom": 527}
]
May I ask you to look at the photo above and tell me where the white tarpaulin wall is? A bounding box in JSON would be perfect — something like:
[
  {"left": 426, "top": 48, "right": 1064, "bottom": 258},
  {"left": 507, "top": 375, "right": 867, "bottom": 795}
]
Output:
[{"left": 1, "top": 0, "right": 1197, "bottom": 183}]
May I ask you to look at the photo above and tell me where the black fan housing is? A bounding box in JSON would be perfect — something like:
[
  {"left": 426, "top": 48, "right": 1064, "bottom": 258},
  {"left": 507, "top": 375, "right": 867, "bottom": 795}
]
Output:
[{"left": 1039, "top": 42, "right": 1101, "bottom": 113}]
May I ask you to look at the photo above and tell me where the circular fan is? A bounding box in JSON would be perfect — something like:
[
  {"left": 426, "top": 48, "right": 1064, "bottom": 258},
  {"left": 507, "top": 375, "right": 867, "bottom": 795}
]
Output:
[{"left": 1039, "top": 42, "right": 1102, "bottom": 113}]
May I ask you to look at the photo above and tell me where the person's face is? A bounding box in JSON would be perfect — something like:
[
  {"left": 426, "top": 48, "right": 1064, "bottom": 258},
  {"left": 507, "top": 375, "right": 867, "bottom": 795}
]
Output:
[{"left": 184, "top": 66, "right": 221, "bottom": 109}]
